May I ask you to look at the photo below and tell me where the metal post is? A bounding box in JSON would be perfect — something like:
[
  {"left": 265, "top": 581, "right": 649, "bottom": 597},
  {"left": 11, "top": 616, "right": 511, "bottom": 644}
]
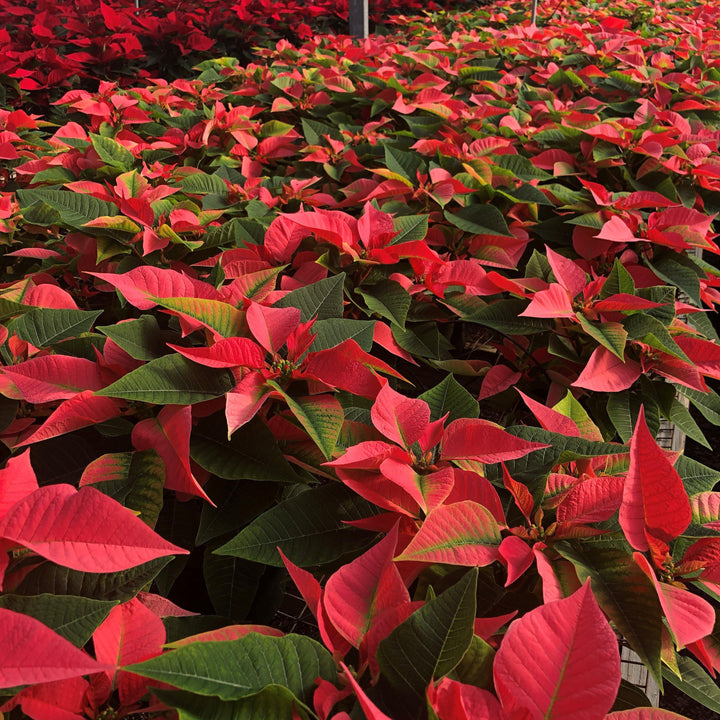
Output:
[
  {"left": 530, "top": 0, "right": 538, "bottom": 25},
  {"left": 349, "top": 0, "right": 369, "bottom": 39}
]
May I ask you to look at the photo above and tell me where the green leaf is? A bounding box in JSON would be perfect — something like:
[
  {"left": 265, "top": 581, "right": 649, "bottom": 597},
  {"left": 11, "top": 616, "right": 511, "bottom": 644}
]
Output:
[
  {"left": 9, "top": 308, "right": 102, "bottom": 348},
  {"left": 634, "top": 286, "right": 675, "bottom": 325},
  {"left": 267, "top": 383, "right": 343, "bottom": 461},
  {"left": 97, "top": 315, "right": 168, "bottom": 361},
  {"left": 82, "top": 449, "right": 164, "bottom": 528},
  {"left": 152, "top": 297, "right": 244, "bottom": 339},
  {"left": 668, "top": 398, "right": 710, "bottom": 448},
  {"left": 623, "top": 313, "right": 688, "bottom": 361},
  {"left": 576, "top": 315, "right": 627, "bottom": 360},
  {"left": 127, "top": 633, "right": 336, "bottom": 703},
  {"left": 311, "top": 318, "right": 375, "bottom": 352},
  {"left": 462, "top": 299, "right": 553, "bottom": 334},
  {"left": 450, "top": 634, "right": 495, "bottom": 689},
  {"left": 444, "top": 204, "right": 513, "bottom": 237},
  {"left": 391, "top": 322, "right": 454, "bottom": 360},
  {"left": 301, "top": 117, "right": 342, "bottom": 145},
  {"left": 552, "top": 391, "right": 601, "bottom": 440},
  {"left": 14, "top": 557, "right": 171, "bottom": 602},
  {"left": 275, "top": 273, "right": 346, "bottom": 321},
  {"left": 677, "top": 385, "right": 720, "bottom": 426},
  {"left": 0, "top": 594, "right": 116, "bottom": 646},
  {"left": 155, "top": 686, "right": 303, "bottom": 720},
  {"left": 601, "top": 260, "right": 635, "bottom": 298},
  {"left": 377, "top": 568, "right": 478, "bottom": 699},
  {"left": 495, "top": 183, "right": 553, "bottom": 206},
  {"left": 203, "top": 548, "right": 263, "bottom": 621},
  {"left": 647, "top": 254, "right": 701, "bottom": 306},
  {"left": 687, "top": 306, "right": 720, "bottom": 342},
  {"left": 178, "top": 172, "right": 229, "bottom": 197},
  {"left": 21, "top": 190, "right": 69, "bottom": 218},
  {"left": 556, "top": 540, "right": 663, "bottom": 685},
  {"left": 214, "top": 483, "right": 377, "bottom": 567},
  {"left": 261, "top": 120, "right": 296, "bottom": 138},
  {"left": 30, "top": 167, "right": 77, "bottom": 186},
  {"left": 0, "top": 397, "right": 18, "bottom": 434},
  {"left": 196, "top": 480, "right": 279, "bottom": 546},
  {"left": 674, "top": 455, "right": 720, "bottom": 495},
  {"left": 124, "top": 449, "right": 165, "bottom": 528},
  {"left": 96, "top": 353, "right": 235, "bottom": 405},
  {"left": 391, "top": 214, "right": 429, "bottom": 244},
  {"left": 384, "top": 145, "right": 425, "bottom": 183},
  {"left": 662, "top": 655, "right": 720, "bottom": 713},
  {"left": 499, "top": 426, "right": 628, "bottom": 485},
  {"left": 190, "top": 414, "right": 299, "bottom": 483},
  {"left": 204, "top": 218, "right": 265, "bottom": 247},
  {"left": 607, "top": 391, "right": 635, "bottom": 443},
  {"left": 17, "top": 187, "right": 119, "bottom": 229},
  {"left": 609, "top": 680, "right": 651, "bottom": 712},
  {"left": 419, "top": 374, "right": 479, "bottom": 423},
  {"left": 494, "top": 154, "right": 552, "bottom": 181},
  {"left": 357, "top": 280, "right": 411, "bottom": 328},
  {"left": 90, "top": 133, "right": 135, "bottom": 170},
  {"left": 0, "top": 298, "right": 29, "bottom": 323}
]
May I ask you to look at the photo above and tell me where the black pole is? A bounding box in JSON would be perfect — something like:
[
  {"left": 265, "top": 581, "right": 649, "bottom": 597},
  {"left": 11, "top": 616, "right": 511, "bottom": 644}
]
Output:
[{"left": 349, "top": 0, "right": 369, "bottom": 38}]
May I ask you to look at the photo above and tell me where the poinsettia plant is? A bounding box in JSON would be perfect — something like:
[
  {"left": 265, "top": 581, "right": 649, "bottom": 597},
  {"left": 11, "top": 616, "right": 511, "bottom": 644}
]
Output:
[{"left": 1, "top": 0, "right": 720, "bottom": 718}]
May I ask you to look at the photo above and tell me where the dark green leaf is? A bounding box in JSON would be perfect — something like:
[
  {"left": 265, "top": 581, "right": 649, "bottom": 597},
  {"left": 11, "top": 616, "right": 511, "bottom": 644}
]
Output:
[
  {"left": 377, "top": 568, "right": 478, "bottom": 699},
  {"left": 677, "top": 386, "right": 720, "bottom": 426},
  {"left": 668, "top": 399, "right": 710, "bottom": 449},
  {"left": 576, "top": 316, "right": 626, "bottom": 360},
  {"left": 391, "top": 322, "right": 453, "bottom": 360},
  {"left": 203, "top": 547, "right": 263, "bottom": 621},
  {"left": 275, "top": 273, "right": 346, "bottom": 321},
  {"left": 14, "top": 557, "right": 171, "bottom": 602},
  {"left": 556, "top": 540, "right": 663, "bottom": 685},
  {"left": 214, "top": 483, "right": 378, "bottom": 567},
  {"left": 155, "top": 686, "right": 303, "bottom": 720},
  {"left": 494, "top": 154, "right": 552, "bottom": 181},
  {"left": 674, "top": 455, "right": 720, "bottom": 495},
  {"left": 610, "top": 680, "right": 651, "bottom": 712},
  {"left": 662, "top": 655, "right": 720, "bottom": 713},
  {"left": 419, "top": 374, "right": 479, "bottom": 423},
  {"left": 196, "top": 480, "right": 279, "bottom": 546},
  {"left": 301, "top": 117, "right": 342, "bottom": 145},
  {"left": 462, "top": 299, "right": 553, "bottom": 334},
  {"left": 90, "top": 134, "right": 135, "bottom": 170},
  {"left": 647, "top": 254, "right": 701, "bottom": 306},
  {"left": 178, "top": 172, "right": 228, "bottom": 197},
  {"left": 601, "top": 260, "right": 635, "bottom": 298},
  {"left": 357, "top": 280, "right": 411, "bottom": 328},
  {"left": 623, "top": 313, "right": 688, "bottom": 361},
  {"left": 98, "top": 315, "right": 169, "bottom": 361},
  {"left": 0, "top": 594, "right": 117, "bottom": 646},
  {"left": 634, "top": 286, "right": 675, "bottom": 325},
  {"left": 391, "top": 214, "right": 429, "bottom": 244},
  {"left": 190, "top": 415, "right": 300, "bottom": 483},
  {"left": 384, "top": 145, "right": 425, "bottom": 183},
  {"left": 606, "top": 391, "right": 635, "bottom": 444},
  {"left": 499, "top": 426, "right": 628, "bottom": 485},
  {"left": 0, "top": 298, "right": 28, "bottom": 323},
  {"left": 495, "top": 183, "right": 553, "bottom": 206},
  {"left": 444, "top": 204, "right": 513, "bottom": 237},
  {"left": 10, "top": 308, "right": 101, "bottom": 348},
  {"left": 17, "top": 188, "right": 119, "bottom": 229},
  {"left": 311, "top": 319, "right": 375, "bottom": 352},
  {"left": 96, "top": 353, "right": 235, "bottom": 404},
  {"left": 128, "top": 633, "right": 336, "bottom": 703}
]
